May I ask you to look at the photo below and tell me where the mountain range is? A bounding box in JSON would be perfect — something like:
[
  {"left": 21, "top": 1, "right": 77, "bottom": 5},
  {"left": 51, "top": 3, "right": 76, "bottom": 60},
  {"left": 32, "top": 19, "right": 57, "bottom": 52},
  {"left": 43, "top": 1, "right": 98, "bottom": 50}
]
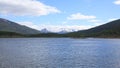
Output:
[
  {"left": 40, "top": 28, "right": 75, "bottom": 34},
  {"left": 0, "top": 18, "right": 120, "bottom": 38}
]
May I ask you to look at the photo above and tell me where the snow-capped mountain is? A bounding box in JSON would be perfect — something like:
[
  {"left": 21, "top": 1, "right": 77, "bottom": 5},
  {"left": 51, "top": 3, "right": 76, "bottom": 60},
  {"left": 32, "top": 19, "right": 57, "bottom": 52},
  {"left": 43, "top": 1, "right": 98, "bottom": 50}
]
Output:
[
  {"left": 57, "top": 29, "right": 76, "bottom": 34},
  {"left": 40, "top": 28, "right": 50, "bottom": 33},
  {"left": 40, "top": 28, "right": 76, "bottom": 34}
]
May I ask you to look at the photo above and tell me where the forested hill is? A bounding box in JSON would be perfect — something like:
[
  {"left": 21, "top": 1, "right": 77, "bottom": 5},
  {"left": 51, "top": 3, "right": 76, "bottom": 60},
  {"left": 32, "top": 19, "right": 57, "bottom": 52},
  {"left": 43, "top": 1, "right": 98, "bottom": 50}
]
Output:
[
  {"left": 0, "top": 18, "right": 40, "bottom": 34},
  {"left": 66, "top": 19, "right": 120, "bottom": 38}
]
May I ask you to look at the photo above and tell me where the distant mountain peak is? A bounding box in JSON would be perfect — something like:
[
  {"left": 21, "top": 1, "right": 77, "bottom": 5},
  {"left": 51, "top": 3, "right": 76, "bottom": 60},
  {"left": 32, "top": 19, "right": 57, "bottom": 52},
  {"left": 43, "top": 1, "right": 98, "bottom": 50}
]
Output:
[
  {"left": 57, "top": 29, "right": 76, "bottom": 34},
  {"left": 40, "top": 28, "right": 50, "bottom": 33}
]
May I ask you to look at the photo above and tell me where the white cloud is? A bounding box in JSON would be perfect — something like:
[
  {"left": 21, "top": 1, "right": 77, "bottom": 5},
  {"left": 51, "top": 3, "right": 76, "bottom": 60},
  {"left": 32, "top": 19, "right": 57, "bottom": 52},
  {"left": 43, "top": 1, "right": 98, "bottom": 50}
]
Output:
[
  {"left": 114, "top": 0, "right": 120, "bottom": 5},
  {"left": 67, "top": 13, "right": 96, "bottom": 20},
  {"left": 18, "top": 21, "right": 40, "bottom": 30},
  {"left": 89, "top": 19, "right": 101, "bottom": 23},
  {"left": 0, "top": 0, "right": 60, "bottom": 16},
  {"left": 108, "top": 18, "right": 118, "bottom": 22},
  {"left": 92, "top": 18, "right": 119, "bottom": 26}
]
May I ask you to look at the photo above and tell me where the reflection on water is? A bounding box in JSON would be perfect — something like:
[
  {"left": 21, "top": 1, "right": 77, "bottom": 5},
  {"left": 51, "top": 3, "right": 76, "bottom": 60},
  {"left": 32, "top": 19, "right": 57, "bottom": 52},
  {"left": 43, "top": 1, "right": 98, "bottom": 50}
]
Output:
[{"left": 0, "top": 38, "right": 120, "bottom": 68}]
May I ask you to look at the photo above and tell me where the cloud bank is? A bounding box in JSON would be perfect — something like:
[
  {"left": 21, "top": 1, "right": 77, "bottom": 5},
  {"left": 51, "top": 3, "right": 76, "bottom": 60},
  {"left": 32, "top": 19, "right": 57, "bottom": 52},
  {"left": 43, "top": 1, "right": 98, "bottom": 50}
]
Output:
[
  {"left": 114, "top": 0, "right": 120, "bottom": 5},
  {"left": 18, "top": 21, "right": 40, "bottom": 29},
  {"left": 67, "top": 13, "right": 96, "bottom": 20},
  {"left": 18, "top": 21, "right": 92, "bottom": 32},
  {"left": 108, "top": 18, "right": 119, "bottom": 22},
  {"left": 39, "top": 25, "right": 92, "bottom": 32},
  {"left": 0, "top": 0, "right": 60, "bottom": 16}
]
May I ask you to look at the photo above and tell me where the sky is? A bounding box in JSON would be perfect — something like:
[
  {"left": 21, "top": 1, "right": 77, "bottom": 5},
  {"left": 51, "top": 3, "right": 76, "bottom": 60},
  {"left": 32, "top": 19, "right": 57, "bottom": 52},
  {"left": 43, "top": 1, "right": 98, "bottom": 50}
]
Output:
[{"left": 0, "top": 0, "right": 120, "bottom": 32}]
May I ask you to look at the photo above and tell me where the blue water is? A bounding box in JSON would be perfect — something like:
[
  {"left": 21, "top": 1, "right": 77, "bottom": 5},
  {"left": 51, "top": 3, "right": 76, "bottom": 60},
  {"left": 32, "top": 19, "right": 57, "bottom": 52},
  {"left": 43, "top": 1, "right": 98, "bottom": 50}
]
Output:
[{"left": 0, "top": 38, "right": 120, "bottom": 68}]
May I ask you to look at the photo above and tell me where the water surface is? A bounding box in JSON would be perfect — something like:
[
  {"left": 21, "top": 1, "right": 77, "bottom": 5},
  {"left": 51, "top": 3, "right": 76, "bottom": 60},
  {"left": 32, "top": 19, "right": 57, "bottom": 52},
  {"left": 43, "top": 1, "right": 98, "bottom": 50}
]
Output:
[{"left": 0, "top": 38, "right": 120, "bottom": 68}]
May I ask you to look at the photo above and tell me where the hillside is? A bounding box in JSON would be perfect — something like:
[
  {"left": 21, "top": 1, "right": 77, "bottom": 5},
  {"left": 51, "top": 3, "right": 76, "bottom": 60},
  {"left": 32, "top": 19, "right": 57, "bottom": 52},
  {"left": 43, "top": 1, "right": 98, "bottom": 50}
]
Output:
[
  {"left": 66, "top": 19, "right": 120, "bottom": 38},
  {"left": 0, "top": 18, "right": 40, "bottom": 34}
]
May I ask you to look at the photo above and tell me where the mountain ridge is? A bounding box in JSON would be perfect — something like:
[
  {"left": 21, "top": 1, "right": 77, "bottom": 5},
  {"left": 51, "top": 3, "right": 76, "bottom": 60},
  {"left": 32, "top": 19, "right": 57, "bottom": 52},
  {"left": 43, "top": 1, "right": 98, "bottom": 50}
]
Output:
[
  {"left": 66, "top": 19, "right": 120, "bottom": 38},
  {"left": 0, "top": 18, "right": 40, "bottom": 34}
]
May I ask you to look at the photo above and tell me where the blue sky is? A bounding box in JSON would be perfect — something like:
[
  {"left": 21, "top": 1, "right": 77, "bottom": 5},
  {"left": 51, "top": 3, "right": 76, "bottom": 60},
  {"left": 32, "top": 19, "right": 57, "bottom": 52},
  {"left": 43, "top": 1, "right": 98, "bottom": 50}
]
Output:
[{"left": 0, "top": 0, "right": 120, "bottom": 32}]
